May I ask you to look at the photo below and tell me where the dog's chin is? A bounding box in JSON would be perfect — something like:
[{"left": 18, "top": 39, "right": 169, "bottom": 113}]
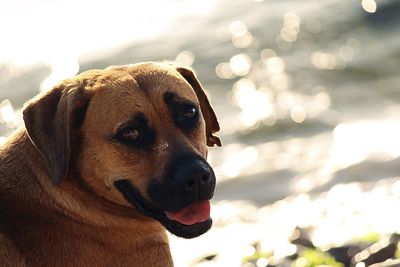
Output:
[{"left": 114, "top": 180, "right": 212, "bottom": 239}]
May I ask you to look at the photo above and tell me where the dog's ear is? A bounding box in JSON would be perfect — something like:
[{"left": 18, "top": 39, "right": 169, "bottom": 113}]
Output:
[
  {"left": 176, "top": 66, "right": 221, "bottom": 147},
  {"left": 23, "top": 81, "right": 92, "bottom": 184}
]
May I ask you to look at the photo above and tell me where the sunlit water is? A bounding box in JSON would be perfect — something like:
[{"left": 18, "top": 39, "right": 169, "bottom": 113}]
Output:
[{"left": 1, "top": 0, "right": 400, "bottom": 266}]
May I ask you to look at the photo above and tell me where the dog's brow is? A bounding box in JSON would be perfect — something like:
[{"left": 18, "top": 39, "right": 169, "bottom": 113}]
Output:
[
  {"left": 163, "top": 91, "right": 195, "bottom": 108},
  {"left": 120, "top": 113, "right": 150, "bottom": 129}
]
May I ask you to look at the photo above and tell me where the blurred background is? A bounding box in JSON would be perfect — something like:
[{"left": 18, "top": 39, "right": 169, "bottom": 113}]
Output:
[{"left": 1, "top": 0, "right": 400, "bottom": 266}]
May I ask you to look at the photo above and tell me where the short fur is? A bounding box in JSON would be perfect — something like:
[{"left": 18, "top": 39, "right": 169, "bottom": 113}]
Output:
[{"left": 0, "top": 62, "right": 221, "bottom": 266}]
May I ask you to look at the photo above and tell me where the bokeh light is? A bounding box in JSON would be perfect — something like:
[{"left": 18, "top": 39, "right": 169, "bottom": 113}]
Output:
[
  {"left": 230, "top": 54, "right": 252, "bottom": 76},
  {"left": 215, "top": 63, "right": 235, "bottom": 79},
  {"left": 362, "top": 0, "right": 377, "bottom": 13},
  {"left": 175, "top": 50, "right": 195, "bottom": 67},
  {"left": 290, "top": 105, "right": 307, "bottom": 123},
  {"left": 310, "top": 51, "right": 337, "bottom": 70}
]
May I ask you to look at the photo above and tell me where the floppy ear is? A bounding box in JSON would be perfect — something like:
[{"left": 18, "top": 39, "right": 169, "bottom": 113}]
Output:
[
  {"left": 23, "top": 81, "right": 92, "bottom": 184},
  {"left": 176, "top": 66, "right": 222, "bottom": 147}
]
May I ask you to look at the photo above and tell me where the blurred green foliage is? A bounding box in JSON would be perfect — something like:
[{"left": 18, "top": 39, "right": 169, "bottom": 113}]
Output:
[
  {"left": 242, "top": 250, "right": 272, "bottom": 265},
  {"left": 292, "top": 249, "right": 344, "bottom": 267},
  {"left": 242, "top": 248, "right": 344, "bottom": 267},
  {"left": 352, "top": 231, "right": 381, "bottom": 243}
]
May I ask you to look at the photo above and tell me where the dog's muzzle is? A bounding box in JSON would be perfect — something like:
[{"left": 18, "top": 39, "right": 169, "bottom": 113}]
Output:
[{"left": 114, "top": 153, "right": 216, "bottom": 238}]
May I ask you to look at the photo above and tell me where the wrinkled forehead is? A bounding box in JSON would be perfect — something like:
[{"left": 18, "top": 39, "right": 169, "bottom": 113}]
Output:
[
  {"left": 129, "top": 63, "right": 198, "bottom": 101},
  {"left": 84, "top": 64, "right": 198, "bottom": 130}
]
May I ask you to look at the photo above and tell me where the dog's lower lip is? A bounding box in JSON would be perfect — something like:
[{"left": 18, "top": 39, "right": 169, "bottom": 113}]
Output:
[{"left": 114, "top": 180, "right": 213, "bottom": 238}]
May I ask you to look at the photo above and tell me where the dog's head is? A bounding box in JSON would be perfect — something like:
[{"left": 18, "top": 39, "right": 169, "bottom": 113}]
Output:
[{"left": 22, "top": 62, "right": 221, "bottom": 238}]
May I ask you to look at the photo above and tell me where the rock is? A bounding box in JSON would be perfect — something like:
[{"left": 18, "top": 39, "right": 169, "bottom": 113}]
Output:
[
  {"left": 327, "top": 245, "right": 362, "bottom": 266},
  {"left": 369, "top": 258, "right": 400, "bottom": 267},
  {"left": 203, "top": 254, "right": 218, "bottom": 261},
  {"left": 352, "top": 234, "right": 400, "bottom": 266},
  {"left": 289, "top": 227, "right": 315, "bottom": 248}
]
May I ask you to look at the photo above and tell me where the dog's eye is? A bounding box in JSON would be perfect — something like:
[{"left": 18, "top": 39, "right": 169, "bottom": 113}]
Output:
[
  {"left": 113, "top": 113, "right": 155, "bottom": 149},
  {"left": 175, "top": 105, "right": 199, "bottom": 132},
  {"left": 182, "top": 107, "right": 197, "bottom": 120},
  {"left": 119, "top": 128, "right": 140, "bottom": 142}
]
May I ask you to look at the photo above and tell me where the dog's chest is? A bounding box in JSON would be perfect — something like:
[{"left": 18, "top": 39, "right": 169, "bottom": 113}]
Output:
[{"left": 9, "top": 218, "right": 174, "bottom": 267}]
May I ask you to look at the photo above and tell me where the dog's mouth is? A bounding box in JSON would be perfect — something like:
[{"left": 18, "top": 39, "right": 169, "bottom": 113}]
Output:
[{"left": 114, "top": 180, "right": 212, "bottom": 238}]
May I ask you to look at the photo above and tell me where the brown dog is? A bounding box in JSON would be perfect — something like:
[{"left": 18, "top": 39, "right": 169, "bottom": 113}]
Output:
[{"left": 0, "top": 62, "right": 221, "bottom": 266}]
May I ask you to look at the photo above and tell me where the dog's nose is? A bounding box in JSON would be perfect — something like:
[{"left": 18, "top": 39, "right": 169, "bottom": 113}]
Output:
[{"left": 175, "top": 160, "right": 214, "bottom": 197}]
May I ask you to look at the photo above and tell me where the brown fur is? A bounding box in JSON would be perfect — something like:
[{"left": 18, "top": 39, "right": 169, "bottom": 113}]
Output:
[{"left": 0, "top": 62, "right": 221, "bottom": 266}]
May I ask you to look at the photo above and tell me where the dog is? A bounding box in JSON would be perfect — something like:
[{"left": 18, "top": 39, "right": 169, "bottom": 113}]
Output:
[{"left": 0, "top": 62, "right": 221, "bottom": 266}]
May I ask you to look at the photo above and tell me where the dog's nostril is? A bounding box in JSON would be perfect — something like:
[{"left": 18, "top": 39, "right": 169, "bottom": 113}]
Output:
[
  {"left": 186, "top": 178, "right": 196, "bottom": 188},
  {"left": 201, "top": 174, "right": 210, "bottom": 183},
  {"left": 175, "top": 160, "right": 214, "bottom": 192}
]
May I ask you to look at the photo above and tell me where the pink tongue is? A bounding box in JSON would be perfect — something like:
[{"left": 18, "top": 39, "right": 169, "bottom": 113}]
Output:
[{"left": 165, "top": 201, "right": 211, "bottom": 226}]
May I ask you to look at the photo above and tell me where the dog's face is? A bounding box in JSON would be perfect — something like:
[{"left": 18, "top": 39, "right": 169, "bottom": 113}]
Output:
[{"left": 22, "top": 62, "right": 221, "bottom": 238}]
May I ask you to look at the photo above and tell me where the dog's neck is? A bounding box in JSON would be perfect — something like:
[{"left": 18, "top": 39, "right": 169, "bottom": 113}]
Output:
[
  {"left": 0, "top": 129, "right": 173, "bottom": 265},
  {"left": 2, "top": 130, "right": 145, "bottom": 221}
]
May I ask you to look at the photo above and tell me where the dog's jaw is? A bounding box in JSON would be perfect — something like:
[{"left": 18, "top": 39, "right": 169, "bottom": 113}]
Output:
[{"left": 114, "top": 180, "right": 212, "bottom": 239}]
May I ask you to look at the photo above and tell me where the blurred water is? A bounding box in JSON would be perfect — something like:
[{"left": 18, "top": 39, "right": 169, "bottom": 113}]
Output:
[
  {"left": 1, "top": 0, "right": 400, "bottom": 266},
  {"left": 1, "top": 0, "right": 400, "bottom": 210}
]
